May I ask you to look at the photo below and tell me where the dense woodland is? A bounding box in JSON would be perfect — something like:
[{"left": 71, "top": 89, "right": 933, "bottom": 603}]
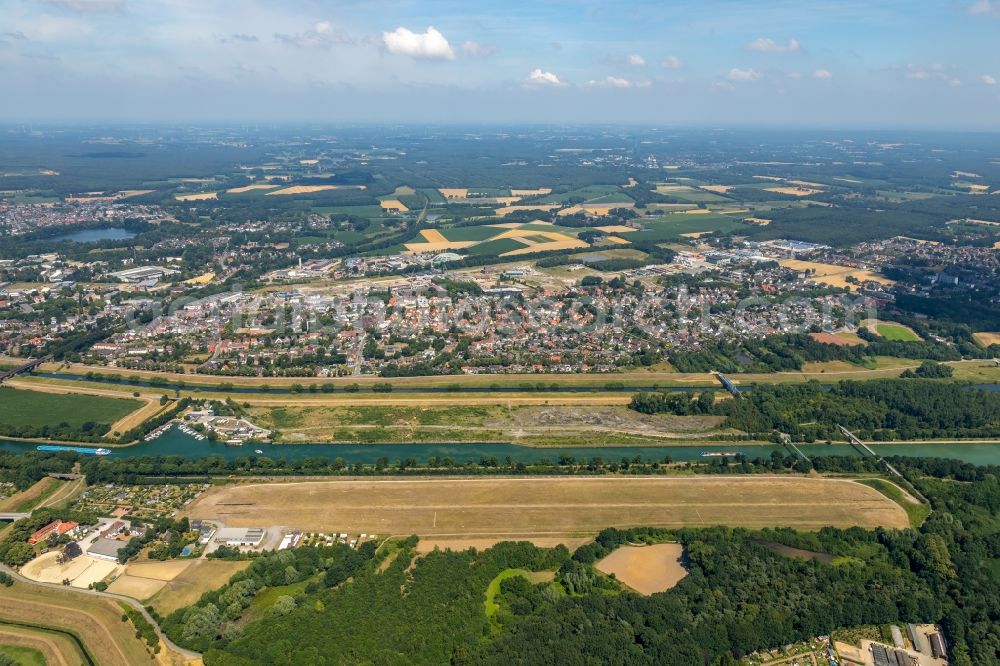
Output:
[{"left": 631, "top": 378, "right": 1000, "bottom": 441}]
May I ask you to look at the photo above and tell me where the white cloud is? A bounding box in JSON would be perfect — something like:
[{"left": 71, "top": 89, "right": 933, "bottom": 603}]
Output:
[
  {"left": 747, "top": 37, "right": 801, "bottom": 54},
  {"left": 661, "top": 55, "right": 683, "bottom": 70},
  {"left": 38, "top": 0, "right": 126, "bottom": 13},
  {"left": 461, "top": 41, "right": 495, "bottom": 57},
  {"left": 585, "top": 76, "right": 650, "bottom": 88},
  {"left": 727, "top": 67, "right": 761, "bottom": 81},
  {"left": 526, "top": 68, "right": 563, "bottom": 86},
  {"left": 627, "top": 54, "right": 645, "bottom": 66},
  {"left": 813, "top": 69, "right": 832, "bottom": 79},
  {"left": 275, "top": 21, "right": 351, "bottom": 48},
  {"left": 983, "top": 74, "right": 997, "bottom": 85},
  {"left": 382, "top": 26, "right": 455, "bottom": 60},
  {"left": 967, "top": 0, "right": 1000, "bottom": 15}
]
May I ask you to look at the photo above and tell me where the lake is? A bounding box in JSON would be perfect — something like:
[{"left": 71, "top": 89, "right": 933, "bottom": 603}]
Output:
[{"left": 51, "top": 227, "right": 137, "bottom": 243}]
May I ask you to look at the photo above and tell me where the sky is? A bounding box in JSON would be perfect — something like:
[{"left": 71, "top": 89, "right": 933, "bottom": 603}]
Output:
[{"left": 1, "top": 0, "right": 1000, "bottom": 128}]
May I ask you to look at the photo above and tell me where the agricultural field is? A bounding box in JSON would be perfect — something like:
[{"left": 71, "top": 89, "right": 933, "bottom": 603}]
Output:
[
  {"left": 403, "top": 221, "right": 587, "bottom": 256},
  {"left": 973, "top": 331, "right": 1000, "bottom": 347},
  {"left": 107, "top": 560, "right": 195, "bottom": 601},
  {"left": 0, "top": 387, "right": 141, "bottom": 439},
  {"left": 594, "top": 543, "right": 687, "bottom": 595},
  {"left": 183, "top": 477, "right": 909, "bottom": 539}
]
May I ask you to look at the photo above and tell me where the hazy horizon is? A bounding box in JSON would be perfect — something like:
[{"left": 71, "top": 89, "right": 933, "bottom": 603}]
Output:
[{"left": 1, "top": 0, "right": 1000, "bottom": 128}]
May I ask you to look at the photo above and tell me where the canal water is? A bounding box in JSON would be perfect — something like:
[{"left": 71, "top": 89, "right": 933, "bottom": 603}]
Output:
[{"left": 2, "top": 426, "right": 999, "bottom": 465}]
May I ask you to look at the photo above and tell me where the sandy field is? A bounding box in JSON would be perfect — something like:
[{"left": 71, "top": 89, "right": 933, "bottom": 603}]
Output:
[
  {"left": 973, "top": 332, "right": 1000, "bottom": 347},
  {"left": 226, "top": 184, "right": 279, "bottom": 193},
  {"left": 174, "top": 192, "right": 218, "bottom": 201},
  {"left": 438, "top": 188, "right": 468, "bottom": 199},
  {"left": 595, "top": 543, "right": 687, "bottom": 595},
  {"left": 22, "top": 551, "right": 121, "bottom": 589},
  {"left": 184, "top": 477, "right": 908, "bottom": 539},
  {"left": 764, "top": 186, "right": 823, "bottom": 197},
  {"left": 380, "top": 199, "right": 409, "bottom": 212}
]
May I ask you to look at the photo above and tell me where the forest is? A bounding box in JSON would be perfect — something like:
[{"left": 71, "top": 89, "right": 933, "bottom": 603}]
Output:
[{"left": 630, "top": 378, "right": 1000, "bottom": 441}]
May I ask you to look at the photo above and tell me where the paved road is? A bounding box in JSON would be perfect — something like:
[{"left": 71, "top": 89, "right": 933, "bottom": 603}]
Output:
[{"left": 0, "top": 562, "right": 202, "bottom": 662}]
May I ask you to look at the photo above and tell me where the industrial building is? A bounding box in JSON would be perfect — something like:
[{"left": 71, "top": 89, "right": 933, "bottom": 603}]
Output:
[{"left": 214, "top": 527, "right": 265, "bottom": 548}]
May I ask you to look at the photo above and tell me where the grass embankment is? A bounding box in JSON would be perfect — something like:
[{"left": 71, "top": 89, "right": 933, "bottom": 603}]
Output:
[
  {"left": 485, "top": 569, "right": 555, "bottom": 622},
  {"left": 855, "top": 478, "right": 931, "bottom": 528},
  {"left": 0, "top": 478, "right": 66, "bottom": 514},
  {"left": 0, "top": 621, "right": 91, "bottom": 666}
]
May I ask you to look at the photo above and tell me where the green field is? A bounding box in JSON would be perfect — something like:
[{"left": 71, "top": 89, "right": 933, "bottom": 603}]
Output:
[
  {"left": 0, "top": 388, "right": 140, "bottom": 438},
  {"left": 874, "top": 323, "right": 921, "bottom": 341},
  {"left": 0, "top": 645, "right": 46, "bottom": 666}
]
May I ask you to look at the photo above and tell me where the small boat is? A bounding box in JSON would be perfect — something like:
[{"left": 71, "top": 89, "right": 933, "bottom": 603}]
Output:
[
  {"left": 254, "top": 449, "right": 264, "bottom": 454},
  {"left": 701, "top": 451, "right": 739, "bottom": 458}
]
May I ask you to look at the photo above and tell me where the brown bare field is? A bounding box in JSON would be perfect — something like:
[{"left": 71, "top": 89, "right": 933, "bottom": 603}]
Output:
[
  {"left": 174, "top": 192, "right": 218, "bottom": 201},
  {"left": 147, "top": 560, "right": 252, "bottom": 616},
  {"left": 0, "top": 584, "right": 161, "bottom": 665},
  {"left": 0, "top": 624, "right": 84, "bottom": 666},
  {"left": 595, "top": 543, "right": 687, "bottom": 595},
  {"left": 764, "top": 186, "right": 822, "bottom": 197},
  {"left": 184, "top": 477, "right": 908, "bottom": 539},
  {"left": 809, "top": 332, "right": 865, "bottom": 347},
  {"left": 973, "top": 332, "right": 1000, "bottom": 347},
  {"left": 226, "top": 184, "right": 279, "bottom": 193},
  {"left": 380, "top": 199, "right": 409, "bottom": 212}
]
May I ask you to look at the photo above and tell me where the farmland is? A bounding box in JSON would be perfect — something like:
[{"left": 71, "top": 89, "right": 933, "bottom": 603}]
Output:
[
  {"left": 183, "top": 477, "right": 909, "bottom": 538},
  {"left": 0, "top": 387, "right": 141, "bottom": 439},
  {"left": 594, "top": 543, "right": 687, "bottom": 595}
]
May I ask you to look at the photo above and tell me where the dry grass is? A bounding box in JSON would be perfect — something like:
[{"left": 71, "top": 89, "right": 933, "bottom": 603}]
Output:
[
  {"left": 0, "top": 624, "right": 82, "bottom": 666},
  {"left": 779, "top": 259, "right": 894, "bottom": 290},
  {"left": 416, "top": 536, "right": 591, "bottom": 554},
  {"left": 265, "top": 185, "right": 337, "bottom": 196},
  {"left": 510, "top": 188, "right": 552, "bottom": 196},
  {"left": 147, "top": 560, "right": 252, "bottom": 616},
  {"left": 184, "top": 477, "right": 908, "bottom": 539},
  {"left": 764, "top": 186, "right": 823, "bottom": 197},
  {"left": 380, "top": 199, "right": 409, "bottom": 212},
  {"left": 595, "top": 225, "right": 636, "bottom": 233},
  {"left": 226, "top": 184, "right": 279, "bottom": 194},
  {"left": 108, "top": 574, "right": 169, "bottom": 600},
  {"left": 0, "top": 583, "right": 162, "bottom": 665},
  {"left": 699, "top": 185, "right": 733, "bottom": 193},
  {"left": 173, "top": 192, "right": 218, "bottom": 201},
  {"left": 595, "top": 543, "right": 687, "bottom": 595},
  {"left": 973, "top": 332, "right": 1000, "bottom": 347},
  {"left": 0, "top": 478, "right": 63, "bottom": 513},
  {"left": 107, "top": 398, "right": 165, "bottom": 439}
]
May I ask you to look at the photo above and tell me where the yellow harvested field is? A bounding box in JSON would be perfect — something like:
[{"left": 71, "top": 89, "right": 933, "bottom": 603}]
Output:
[
  {"left": 122, "top": 559, "right": 193, "bottom": 581},
  {"left": 491, "top": 229, "right": 575, "bottom": 242},
  {"left": 559, "top": 204, "right": 633, "bottom": 217},
  {"left": 780, "top": 259, "right": 895, "bottom": 290},
  {"left": 595, "top": 225, "right": 637, "bottom": 233},
  {"left": 510, "top": 188, "right": 552, "bottom": 196},
  {"left": 148, "top": 560, "right": 252, "bottom": 616},
  {"left": 743, "top": 217, "right": 772, "bottom": 225},
  {"left": 418, "top": 229, "right": 449, "bottom": 243},
  {"left": 184, "top": 476, "right": 909, "bottom": 537},
  {"left": 973, "top": 332, "right": 1000, "bottom": 347},
  {"left": 299, "top": 159, "right": 319, "bottom": 165},
  {"left": 174, "top": 192, "right": 218, "bottom": 201},
  {"left": 107, "top": 574, "right": 168, "bottom": 599},
  {"left": 764, "top": 186, "right": 823, "bottom": 197},
  {"left": 494, "top": 203, "right": 562, "bottom": 215},
  {"left": 493, "top": 196, "right": 522, "bottom": 205},
  {"left": 183, "top": 272, "right": 215, "bottom": 285},
  {"left": 680, "top": 231, "right": 711, "bottom": 238},
  {"left": 266, "top": 185, "right": 336, "bottom": 196},
  {"left": 699, "top": 185, "right": 733, "bottom": 193},
  {"left": 226, "top": 184, "right": 279, "bottom": 193},
  {"left": 438, "top": 188, "right": 468, "bottom": 199},
  {"left": 502, "top": 240, "right": 588, "bottom": 256},
  {"left": 380, "top": 199, "right": 409, "bottom": 212},
  {"left": 180, "top": 178, "right": 214, "bottom": 183},
  {"left": 595, "top": 543, "right": 687, "bottom": 595},
  {"left": 403, "top": 241, "right": 477, "bottom": 253},
  {"left": 605, "top": 236, "right": 631, "bottom": 245}
]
